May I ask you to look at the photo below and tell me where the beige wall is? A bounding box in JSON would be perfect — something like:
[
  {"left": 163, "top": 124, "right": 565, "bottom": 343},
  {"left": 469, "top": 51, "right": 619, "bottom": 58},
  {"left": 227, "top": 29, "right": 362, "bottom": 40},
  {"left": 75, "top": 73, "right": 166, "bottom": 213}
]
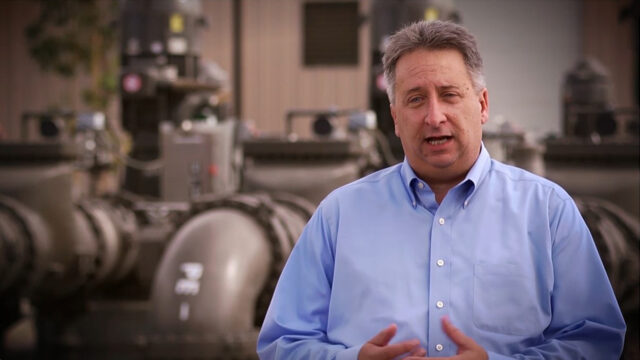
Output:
[
  {"left": 201, "top": 0, "right": 372, "bottom": 135},
  {"left": 241, "top": 0, "right": 370, "bottom": 135},
  {"left": 201, "top": 0, "right": 234, "bottom": 94},
  {"left": 0, "top": 1, "right": 93, "bottom": 140}
]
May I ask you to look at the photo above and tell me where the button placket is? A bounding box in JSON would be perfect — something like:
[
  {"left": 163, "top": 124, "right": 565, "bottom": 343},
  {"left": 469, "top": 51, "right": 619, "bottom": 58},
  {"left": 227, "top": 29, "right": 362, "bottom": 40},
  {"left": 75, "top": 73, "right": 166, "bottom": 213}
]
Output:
[{"left": 429, "top": 209, "right": 452, "bottom": 356}]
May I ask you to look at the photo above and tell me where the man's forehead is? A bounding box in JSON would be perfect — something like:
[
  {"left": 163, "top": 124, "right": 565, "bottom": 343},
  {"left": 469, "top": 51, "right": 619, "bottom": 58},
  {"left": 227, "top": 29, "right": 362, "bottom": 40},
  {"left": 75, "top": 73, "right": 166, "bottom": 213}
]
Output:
[
  {"left": 395, "top": 50, "right": 471, "bottom": 90},
  {"left": 396, "top": 48, "right": 466, "bottom": 73}
]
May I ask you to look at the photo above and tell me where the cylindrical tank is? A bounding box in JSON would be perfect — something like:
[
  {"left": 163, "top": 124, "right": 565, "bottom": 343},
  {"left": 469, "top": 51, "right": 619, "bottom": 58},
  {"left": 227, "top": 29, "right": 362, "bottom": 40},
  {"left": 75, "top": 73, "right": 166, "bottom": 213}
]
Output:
[
  {"left": 242, "top": 137, "right": 369, "bottom": 205},
  {"left": 562, "top": 58, "right": 616, "bottom": 137},
  {"left": 243, "top": 161, "right": 361, "bottom": 205}
]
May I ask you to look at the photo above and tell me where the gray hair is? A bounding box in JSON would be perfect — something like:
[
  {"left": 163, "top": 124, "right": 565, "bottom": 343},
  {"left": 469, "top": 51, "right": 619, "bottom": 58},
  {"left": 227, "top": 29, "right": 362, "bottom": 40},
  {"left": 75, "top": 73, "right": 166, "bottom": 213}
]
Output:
[{"left": 382, "top": 20, "right": 485, "bottom": 103}]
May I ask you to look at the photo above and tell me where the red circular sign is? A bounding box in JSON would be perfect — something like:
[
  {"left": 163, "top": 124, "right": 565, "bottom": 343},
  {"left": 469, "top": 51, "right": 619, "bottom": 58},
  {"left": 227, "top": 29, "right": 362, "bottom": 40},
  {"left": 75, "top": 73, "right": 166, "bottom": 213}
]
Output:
[{"left": 122, "top": 73, "right": 142, "bottom": 93}]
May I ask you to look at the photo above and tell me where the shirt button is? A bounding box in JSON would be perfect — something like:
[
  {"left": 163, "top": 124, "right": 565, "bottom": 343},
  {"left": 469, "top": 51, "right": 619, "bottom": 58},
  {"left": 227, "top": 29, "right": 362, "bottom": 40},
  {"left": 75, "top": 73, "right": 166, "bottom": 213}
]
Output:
[
  {"left": 464, "top": 200, "right": 469, "bottom": 207},
  {"left": 436, "top": 300, "right": 444, "bottom": 308},
  {"left": 418, "top": 182, "right": 424, "bottom": 189},
  {"left": 435, "top": 344, "right": 444, "bottom": 351},
  {"left": 438, "top": 217, "right": 445, "bottom": 225},
  {"left": 436, "top": 259, "right": 445, "bottom": 267}
]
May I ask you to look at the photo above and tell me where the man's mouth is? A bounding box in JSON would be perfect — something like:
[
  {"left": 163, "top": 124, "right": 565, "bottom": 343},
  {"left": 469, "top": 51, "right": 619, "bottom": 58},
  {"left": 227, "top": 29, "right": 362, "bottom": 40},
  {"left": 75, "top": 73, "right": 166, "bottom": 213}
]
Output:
[{"left": 426, "top": 136, "right": 452, "bottom": 145}]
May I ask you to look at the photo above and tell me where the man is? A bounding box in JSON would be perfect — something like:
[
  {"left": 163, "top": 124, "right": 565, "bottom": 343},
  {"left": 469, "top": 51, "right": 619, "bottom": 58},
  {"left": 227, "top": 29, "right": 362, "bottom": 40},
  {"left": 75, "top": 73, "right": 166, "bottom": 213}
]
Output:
[{"left": 257, "top": 20, "right": 626, "bottom": 359}]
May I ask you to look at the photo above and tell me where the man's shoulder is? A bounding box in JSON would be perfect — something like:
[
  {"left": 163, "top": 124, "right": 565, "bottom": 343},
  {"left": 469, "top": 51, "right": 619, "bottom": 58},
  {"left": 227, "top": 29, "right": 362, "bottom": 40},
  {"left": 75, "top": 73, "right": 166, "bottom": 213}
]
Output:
[
  {"left": 488, "top": 159, "right": 572, "bottom": 202},
  {"left": 322, "top": 163, "right": 403, "bottom": 203}
]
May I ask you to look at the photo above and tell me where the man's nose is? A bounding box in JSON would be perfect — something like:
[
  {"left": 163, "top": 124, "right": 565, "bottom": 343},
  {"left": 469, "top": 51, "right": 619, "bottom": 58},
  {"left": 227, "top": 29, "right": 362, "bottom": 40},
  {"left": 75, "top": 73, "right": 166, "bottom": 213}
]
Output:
[{"left": 424, "top": 99, "right": 446, "bottom": 127}]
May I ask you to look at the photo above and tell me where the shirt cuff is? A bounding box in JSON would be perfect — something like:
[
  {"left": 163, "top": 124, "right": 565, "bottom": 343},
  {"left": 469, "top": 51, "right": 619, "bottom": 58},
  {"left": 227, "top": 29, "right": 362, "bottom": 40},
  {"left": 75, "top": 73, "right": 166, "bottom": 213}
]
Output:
[{"left": 335, "top": 344, "right": 363, "bottom": 360}]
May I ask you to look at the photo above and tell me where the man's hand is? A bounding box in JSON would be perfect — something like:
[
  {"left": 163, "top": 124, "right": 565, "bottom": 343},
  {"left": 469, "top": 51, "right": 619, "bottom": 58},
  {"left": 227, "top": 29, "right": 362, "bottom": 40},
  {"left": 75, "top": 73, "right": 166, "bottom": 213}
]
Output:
[
  {"left": 404, "top": 317, "right": 488, "bottom": 360},
  {"left": 358, "top": 323, "right": 426, "bottom": 360}
]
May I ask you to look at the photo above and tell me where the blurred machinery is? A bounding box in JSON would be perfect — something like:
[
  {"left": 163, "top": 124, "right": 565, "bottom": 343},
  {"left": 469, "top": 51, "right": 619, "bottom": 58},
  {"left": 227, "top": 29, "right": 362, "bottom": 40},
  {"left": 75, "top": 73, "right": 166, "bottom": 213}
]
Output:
[
  {"left": 545, "top": 57, "right": 639, "bottom": 217},
  {"left": 119, "top": 0, "right": 232, "bottom": 198},
  {"left": 242, "top": 108, "right": 383, "bottom": 204},
  {"left": 0, "top": 146, "right": 312, "bottom": 358},
  {"left": 0, "top": 1, "right": 380, "bottom": 359}
]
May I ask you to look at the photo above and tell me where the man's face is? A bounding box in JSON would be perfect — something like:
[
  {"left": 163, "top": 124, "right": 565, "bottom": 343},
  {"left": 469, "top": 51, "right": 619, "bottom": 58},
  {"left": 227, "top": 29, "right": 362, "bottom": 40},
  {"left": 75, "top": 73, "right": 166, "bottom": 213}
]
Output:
[{"left": 391, "top": 48, "right": 489, "bottom": 183}]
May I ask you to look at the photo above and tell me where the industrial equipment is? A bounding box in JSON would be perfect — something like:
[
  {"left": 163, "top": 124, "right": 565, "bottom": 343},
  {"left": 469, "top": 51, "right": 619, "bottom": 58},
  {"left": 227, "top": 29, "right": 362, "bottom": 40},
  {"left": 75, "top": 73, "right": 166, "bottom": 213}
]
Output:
[
  {"left": 120, "top": 0, "right": 231, "bottom": 197},
  {"left": 0, "top": 0, "right": 308, "bottom": 358},
  {"left": 0, "top": 1, "right": 378, "bottom": 359},
  {"left": 0, "top": 143, "right": 312, "bottom": 359}
]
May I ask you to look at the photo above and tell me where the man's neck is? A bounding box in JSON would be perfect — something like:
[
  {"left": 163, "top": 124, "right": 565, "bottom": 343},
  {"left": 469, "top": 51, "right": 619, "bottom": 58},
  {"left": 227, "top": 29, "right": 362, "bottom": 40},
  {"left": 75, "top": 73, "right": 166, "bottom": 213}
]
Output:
[
  {"left": 425, "top": 174, "right": 466, "bottom": 204},
  {"left": 417, "top": 145, "right": 483, "bottom": 203}
]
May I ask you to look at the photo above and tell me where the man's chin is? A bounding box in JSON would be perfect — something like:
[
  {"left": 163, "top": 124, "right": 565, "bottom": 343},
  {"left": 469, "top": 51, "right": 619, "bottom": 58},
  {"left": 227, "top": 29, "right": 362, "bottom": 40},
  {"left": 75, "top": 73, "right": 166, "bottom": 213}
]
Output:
[
  {"left": 406, "top": 151, "right": 458, "bottom": 170},
  {"left": 421, "top": 154, "right": 456, "bottom": 169}
]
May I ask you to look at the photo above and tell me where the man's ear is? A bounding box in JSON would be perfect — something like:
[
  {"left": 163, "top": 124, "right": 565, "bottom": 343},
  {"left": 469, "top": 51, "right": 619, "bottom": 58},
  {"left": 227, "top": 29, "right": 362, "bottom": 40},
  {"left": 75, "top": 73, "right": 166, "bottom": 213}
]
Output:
[
  {"left": 479, "top": 88, "right": 489, "bottom": 125},
  {"left": 391, "top": 104, "right": 400, "bottom": 137}
]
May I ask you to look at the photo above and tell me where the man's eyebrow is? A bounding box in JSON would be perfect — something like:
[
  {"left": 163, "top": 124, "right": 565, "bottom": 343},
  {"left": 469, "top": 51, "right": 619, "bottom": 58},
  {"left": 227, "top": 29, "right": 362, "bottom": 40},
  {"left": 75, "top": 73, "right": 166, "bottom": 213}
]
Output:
[
  {"left": 438, "top": 85, "right": 462, "bottom": 92},
  {"left": 406, "top": 86, "right": 424, "bottom": 94},
  {"left": 403, "top": 84, "right": 464, "bottom": 96}
]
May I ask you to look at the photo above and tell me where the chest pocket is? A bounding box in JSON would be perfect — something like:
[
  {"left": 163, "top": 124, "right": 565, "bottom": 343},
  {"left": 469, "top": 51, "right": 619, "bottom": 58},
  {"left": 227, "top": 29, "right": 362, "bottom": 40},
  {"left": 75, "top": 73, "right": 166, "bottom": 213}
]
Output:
[{"left": 473, "top": 263, "right": 549, "bottom": 336}]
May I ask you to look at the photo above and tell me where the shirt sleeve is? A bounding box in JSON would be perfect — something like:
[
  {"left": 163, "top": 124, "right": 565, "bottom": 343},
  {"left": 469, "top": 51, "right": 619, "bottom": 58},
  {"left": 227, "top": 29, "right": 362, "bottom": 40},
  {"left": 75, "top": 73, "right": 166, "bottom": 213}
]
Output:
[
  {"left": 256, "top": 200, "right": 363, "bottom": 360},
  {"left": 489, "top": 192, "right": 626, "bottom": 359}
]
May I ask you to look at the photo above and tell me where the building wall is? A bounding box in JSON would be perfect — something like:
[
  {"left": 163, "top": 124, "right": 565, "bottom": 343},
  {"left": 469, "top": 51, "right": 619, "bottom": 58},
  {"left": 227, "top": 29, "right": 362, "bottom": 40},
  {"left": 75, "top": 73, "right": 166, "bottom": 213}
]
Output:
[
  {"left": 457, "top": 0, "right": 636, "bottom": 138},
  {"left": 0, "top": 1, "right": 91, "bottom": 140},
  {"left": 456, "top": 0, "right": 582, "bottom": 137},
  {"left": 201, "top": 0, "right": 234, "bottom": 101},
  {"left": 240, "top": 0, "right": 371, "bottom": 136}
]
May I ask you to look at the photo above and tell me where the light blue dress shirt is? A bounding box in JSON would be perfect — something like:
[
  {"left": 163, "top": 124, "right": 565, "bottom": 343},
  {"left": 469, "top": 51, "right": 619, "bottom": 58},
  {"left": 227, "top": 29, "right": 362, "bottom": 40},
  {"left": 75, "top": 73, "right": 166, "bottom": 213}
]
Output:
[{"left": 257, "top": 145, "right": 626, "bottom": 359}]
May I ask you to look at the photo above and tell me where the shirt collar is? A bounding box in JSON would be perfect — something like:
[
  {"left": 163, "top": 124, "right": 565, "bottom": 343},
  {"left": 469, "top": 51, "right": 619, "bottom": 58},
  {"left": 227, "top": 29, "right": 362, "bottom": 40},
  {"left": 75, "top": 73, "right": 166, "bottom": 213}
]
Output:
[
  {"left": 399, "top": 143, "right": 492, "bottom": 208},
  {"left": 400, "top": 157, "right": 420, "bottom": 207},
  {"left": 464, "top": 143, "right": 491, "bottom": 199}
]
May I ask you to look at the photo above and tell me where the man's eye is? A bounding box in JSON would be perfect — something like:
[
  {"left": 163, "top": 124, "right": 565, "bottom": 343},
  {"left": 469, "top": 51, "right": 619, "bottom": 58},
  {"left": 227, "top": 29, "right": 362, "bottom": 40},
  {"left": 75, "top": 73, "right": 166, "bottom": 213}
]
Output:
[
  {"left": 408, "top": 96, "right": 423, "bottom": 104},
  {"left": 443, "top": 93, "right": 457, "bottom": 98}
]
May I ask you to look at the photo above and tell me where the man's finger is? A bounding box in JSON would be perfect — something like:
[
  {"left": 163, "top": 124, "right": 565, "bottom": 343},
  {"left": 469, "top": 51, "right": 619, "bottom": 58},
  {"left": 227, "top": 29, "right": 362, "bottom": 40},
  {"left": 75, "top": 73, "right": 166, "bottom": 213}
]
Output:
[
  {"left": 442, "top": 317, "right": 474, "bottom": 348},
  {"left": 378, "top": 339, "right": 421, "bottom": 358},
  {"left": 367, "top": 323, "right": 398, "bottom": 346},
  {"left": 408, "top": 344, "right": 427, "bottom": 357}
]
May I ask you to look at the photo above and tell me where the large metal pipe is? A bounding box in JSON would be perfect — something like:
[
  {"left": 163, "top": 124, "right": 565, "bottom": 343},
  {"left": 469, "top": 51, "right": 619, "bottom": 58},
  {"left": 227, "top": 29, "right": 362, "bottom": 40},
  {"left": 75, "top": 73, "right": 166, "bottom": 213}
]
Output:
[
  {"left": 0, "top": 194, "right": 51, "bottom": 299},
  {"left": 0, "top": 143, "right": 140, "bottom": 302},
  {"left": 0, "top": 154, "right": 82, "bottom": 301},
  {"left": 148, "top": 193, "right": 313, "bottom": 358}
]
